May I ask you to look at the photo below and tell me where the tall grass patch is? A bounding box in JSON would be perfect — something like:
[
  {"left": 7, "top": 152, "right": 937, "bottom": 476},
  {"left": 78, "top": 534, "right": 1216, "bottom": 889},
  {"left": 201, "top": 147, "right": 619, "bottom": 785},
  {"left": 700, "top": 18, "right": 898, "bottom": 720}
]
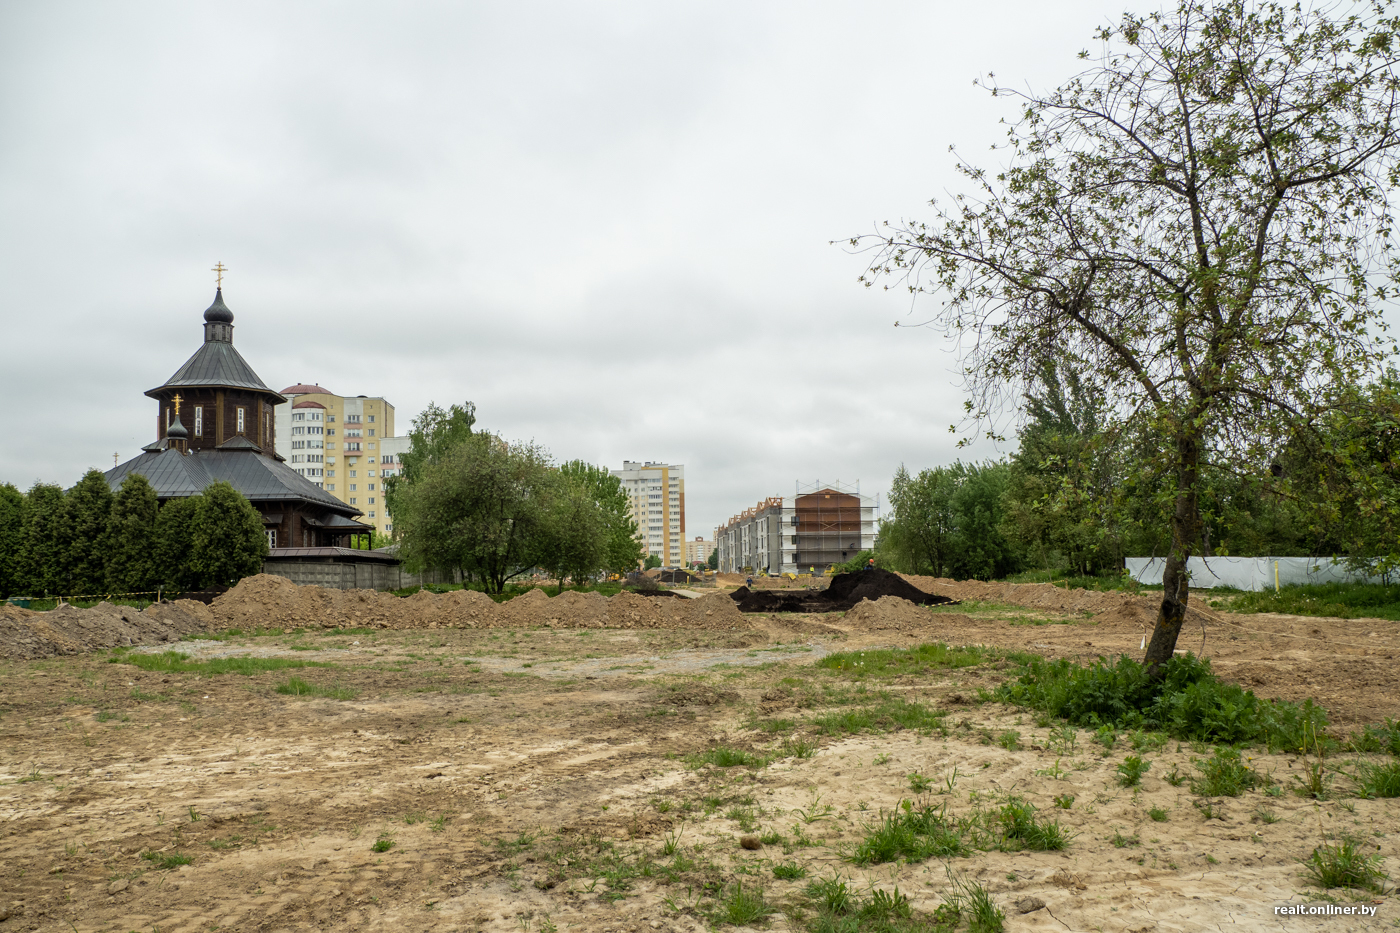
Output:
[
  {"left": 1227, "top": 582, "right": 1400, "bottom": 622},
  {"left": 110, "top": 652, "right": 337, "bottom": 677},
  {"left": 816, "top": 643, "right": 1035, "bottom": 679},
  {"left": 810, "top": 697, "right": 947, "bottom": 736},
  {"left": 995, "top": 653, "right": 1327, "bottom": 748}
]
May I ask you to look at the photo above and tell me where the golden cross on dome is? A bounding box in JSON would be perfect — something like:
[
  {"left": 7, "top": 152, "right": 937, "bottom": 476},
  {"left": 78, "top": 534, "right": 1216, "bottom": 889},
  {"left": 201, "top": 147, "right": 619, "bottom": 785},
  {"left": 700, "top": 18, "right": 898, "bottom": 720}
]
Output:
[
  {"left": 172, "top": 394, "right": 183, "bottom": 415},
  {"left": 212, "top": 261, "right": 227, "bottom": 288}
]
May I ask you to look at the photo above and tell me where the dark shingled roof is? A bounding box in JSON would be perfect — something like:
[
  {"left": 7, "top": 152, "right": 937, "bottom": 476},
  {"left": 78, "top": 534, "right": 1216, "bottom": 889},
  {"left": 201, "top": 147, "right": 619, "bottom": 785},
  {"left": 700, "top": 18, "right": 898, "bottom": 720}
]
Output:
[
  {"left": 104, "top": 449, "right": 360, "bottom": 517},
  {"left": 145, "top": 340, "right": 284, "bottom": 399}
]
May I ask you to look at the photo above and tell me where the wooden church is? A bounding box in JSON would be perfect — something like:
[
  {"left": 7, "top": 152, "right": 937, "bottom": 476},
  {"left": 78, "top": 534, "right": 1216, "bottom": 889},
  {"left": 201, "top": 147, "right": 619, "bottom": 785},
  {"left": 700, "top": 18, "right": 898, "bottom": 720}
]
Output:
[{"left": 105, "top": 286, "right": 376, "bottom": 551}]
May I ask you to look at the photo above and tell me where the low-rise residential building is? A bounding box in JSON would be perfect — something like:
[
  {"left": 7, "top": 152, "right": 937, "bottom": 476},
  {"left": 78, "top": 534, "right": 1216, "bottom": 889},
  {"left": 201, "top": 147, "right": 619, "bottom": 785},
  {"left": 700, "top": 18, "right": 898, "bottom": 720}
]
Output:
[
  {"left": 714, "top": 482, "right": 877, "bottom": 574},
  {"left": 611, "top": 461, "right": 685, "bottom": 566},
  {"left": 275, "top": 385, "right": 397, "bottom": 537}
]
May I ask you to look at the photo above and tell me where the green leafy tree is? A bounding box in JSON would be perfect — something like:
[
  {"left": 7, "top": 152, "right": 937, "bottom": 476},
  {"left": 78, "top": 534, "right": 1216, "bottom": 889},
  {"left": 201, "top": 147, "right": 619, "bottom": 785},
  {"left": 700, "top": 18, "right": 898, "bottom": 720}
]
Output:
[
  {"left": 0, "top": 483, "right": 24, "bottom": 598},
  {"left": 558, "top": 460, "right": 644, "bottom": 574},
  {"left": 384, "top": 400, "right": 476, "bottom": 529},
  {"left": 856, "top": 0, "right": 1400, "bottom": 671},
  {"left": 105, "top": 474, "right": 161, "bottom": 595},
  {"left": 58, "top": 469, "right": 114, "bottom": 596},
  {"left": 707, "top": 548, "right": 718, "bottom": 570},
  {"left": 540, "top": 476, "right": 606, "bottom": 593},
  {"left": 20, "top": 483, "right": 65, "bottom": 596},
  {"left": 189, "top": 481, "right": 269, "bottom": 588},
  {"left": 154, "top": 496, "right": 199, "bottom": 590},
  {"left": 881, "top": 462, "right": 1018, "bottom": 579},
  {"left": 643, "top": 554, "right": 662, "bottom": 570},
  {"left": 393, "top": 434, "right": 555, "bottom": 593}
]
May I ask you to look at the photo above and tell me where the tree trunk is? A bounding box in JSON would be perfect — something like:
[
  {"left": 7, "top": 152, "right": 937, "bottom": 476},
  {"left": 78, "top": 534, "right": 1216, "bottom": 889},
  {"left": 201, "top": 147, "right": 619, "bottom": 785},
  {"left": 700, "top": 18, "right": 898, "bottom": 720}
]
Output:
[{"left": 1143, "top": 430, "right": 1202, "bottom": 676}]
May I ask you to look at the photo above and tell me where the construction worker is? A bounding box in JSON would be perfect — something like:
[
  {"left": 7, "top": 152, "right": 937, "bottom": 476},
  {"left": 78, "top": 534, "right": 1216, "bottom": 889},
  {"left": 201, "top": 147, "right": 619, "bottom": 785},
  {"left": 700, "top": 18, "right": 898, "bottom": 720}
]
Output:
[{"left": 866, "top": 557, "right": 875, "bottom": 572}]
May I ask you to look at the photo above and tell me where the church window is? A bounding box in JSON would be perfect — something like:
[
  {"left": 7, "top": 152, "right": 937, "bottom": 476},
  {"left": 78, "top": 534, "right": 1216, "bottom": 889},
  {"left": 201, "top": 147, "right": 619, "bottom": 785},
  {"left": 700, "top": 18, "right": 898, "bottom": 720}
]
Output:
[
  {"left": 194, "top": 407, "right": 203, "bottom": 437},
  {"left": 266, "top": 530, "right": 277, "bottom": 548},
  {"left": 237, "top": 407, "right": 245, "bottom": 433}
]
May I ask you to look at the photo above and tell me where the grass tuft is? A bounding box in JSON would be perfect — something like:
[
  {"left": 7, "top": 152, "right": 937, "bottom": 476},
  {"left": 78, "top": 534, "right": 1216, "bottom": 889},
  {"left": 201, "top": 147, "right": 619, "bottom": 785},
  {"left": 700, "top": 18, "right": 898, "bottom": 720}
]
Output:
[
  {"left": 274, "top": 676, "right": 356, "bottom": 700},
  {"left": 1301, "top": 838, "right": 1389, "bottom": 892}
]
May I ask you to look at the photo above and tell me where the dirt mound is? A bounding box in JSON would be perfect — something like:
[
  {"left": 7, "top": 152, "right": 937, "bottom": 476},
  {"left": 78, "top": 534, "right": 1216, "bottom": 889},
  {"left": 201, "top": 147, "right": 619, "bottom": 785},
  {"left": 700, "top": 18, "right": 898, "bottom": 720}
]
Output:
[
  {"left": 842, "top": 595, "right": 947, "bottom": 633},
  {"left": 0, "top": 575, "right": 757, "bottom": 659},
  {"left": 0, "top": 600, "right": 217, "bottom": 660},
  {"left": 896, "top": 573, "right": 1221, "bottom": 629},
  {"left": 730, "top": 569, "right": 958, "bottom": 613}
]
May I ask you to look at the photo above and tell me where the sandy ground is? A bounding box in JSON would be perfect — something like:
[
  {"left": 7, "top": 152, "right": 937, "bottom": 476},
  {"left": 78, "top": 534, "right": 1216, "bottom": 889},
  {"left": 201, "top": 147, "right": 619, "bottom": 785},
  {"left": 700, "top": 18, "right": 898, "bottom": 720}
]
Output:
[{"left": 0, "top": 591, "right": 1397, "bottom": 932}]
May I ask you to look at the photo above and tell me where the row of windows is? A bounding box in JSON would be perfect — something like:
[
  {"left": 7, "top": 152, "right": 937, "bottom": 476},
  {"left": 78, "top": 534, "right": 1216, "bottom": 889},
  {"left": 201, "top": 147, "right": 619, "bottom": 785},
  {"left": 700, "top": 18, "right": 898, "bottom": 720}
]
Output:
[
  {"left": 290, "top": 411, "right": 323, "bottom": 422},
  {"left": 290, "top": 425, "right": 325, "bottom": 436}
]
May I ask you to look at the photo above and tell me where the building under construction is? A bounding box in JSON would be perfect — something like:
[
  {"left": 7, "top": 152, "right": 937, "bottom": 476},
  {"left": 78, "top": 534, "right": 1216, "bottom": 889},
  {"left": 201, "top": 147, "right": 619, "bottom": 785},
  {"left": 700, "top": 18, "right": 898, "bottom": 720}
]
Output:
[{"left": 714, "top": 481, "right": 877, "bottom": 574}]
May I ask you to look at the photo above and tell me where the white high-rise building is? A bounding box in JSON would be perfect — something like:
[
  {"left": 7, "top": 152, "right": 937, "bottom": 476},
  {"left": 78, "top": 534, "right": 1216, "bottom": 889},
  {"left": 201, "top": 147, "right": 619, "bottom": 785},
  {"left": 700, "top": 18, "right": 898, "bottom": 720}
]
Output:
[{"left": 611, "top": 461, "right": 685, "bottom": 567}]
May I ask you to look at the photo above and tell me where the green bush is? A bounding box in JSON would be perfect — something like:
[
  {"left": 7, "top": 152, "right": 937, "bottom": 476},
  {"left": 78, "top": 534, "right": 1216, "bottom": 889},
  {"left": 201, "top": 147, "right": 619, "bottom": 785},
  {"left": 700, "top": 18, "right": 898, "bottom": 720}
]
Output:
[
  {"left": 852, "top": 802, "right": 969, "bottom": 865},
  {"left": 1190, "top": 747, "right": 1265, "bottom": 796},
  {"left": 994, "top": 653, "right": 1328, "bottom": 748}
]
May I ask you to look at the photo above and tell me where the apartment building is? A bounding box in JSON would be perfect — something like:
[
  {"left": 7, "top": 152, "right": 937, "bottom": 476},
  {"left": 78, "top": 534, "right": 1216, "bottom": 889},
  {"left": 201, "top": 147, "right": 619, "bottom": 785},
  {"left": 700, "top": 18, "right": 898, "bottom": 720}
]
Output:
[
  {"left": 685, "top": 537, "right": 714, "bottom": 566},
  {"left": 274, "top": 384, "right": 396, "bottom": 537},
  {"left": 714, "top": 481, "right": 877, "bottom": 574},
  {"left": 611, "top": 461, "right": 685, "bottom": 567}
]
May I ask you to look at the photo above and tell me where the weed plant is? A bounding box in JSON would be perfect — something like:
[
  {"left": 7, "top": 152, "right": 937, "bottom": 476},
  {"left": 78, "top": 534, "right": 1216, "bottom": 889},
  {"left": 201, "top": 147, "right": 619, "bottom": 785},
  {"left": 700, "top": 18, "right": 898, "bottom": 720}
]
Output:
[
  {"left": 141, "top": 850, "right": 192, "bottom": 869},
  {"left": 720, "top": 881, "right": 771, "bottom": 925},
  {"left": 1355, "top": 719, "right": 1400, "bottom": 755},
  {"left": 1116, "top": 755, "right": 1150, "bottom": 787},
  {"left": 995, "top": 653, "right": 1329, "bottom": 748},
  {"left": 274, "top": 676, "right": 356, "bottom": 700},
  {"left": 1301, "top": 838, "right": 1389, "bottom": 892},
  {"left": 1190, "top": 748, "right": 1265, "bottom": 796},
  {"left": 773, "top": 862, "right": 808, "bottom": 880},
  {"left": 1356, "top": 760, "right": 1400, "bottom": 798},
  {"left": 852, "top": 802, "right": 971, "bottom": 865}
]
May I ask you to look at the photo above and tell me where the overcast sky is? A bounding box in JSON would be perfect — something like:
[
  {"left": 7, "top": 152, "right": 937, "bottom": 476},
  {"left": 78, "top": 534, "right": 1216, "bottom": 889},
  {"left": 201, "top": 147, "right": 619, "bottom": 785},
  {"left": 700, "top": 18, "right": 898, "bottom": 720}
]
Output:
[{"left": 2, "top": 0, "right": 1137, "bottom": 536}]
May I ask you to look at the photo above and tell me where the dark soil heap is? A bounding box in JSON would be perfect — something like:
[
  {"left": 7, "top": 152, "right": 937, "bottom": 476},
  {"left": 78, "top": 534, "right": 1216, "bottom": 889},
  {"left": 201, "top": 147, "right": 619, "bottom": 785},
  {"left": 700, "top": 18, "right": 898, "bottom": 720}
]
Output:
[{"left": 728, "top": 568, "right": 959, "bottom": 613}]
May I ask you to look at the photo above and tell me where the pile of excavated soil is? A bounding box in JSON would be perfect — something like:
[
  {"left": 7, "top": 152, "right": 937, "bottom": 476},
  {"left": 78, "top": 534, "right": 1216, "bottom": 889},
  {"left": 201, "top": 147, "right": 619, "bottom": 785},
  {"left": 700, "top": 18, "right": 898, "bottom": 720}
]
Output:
[
  {"left": 0, "top": 576, "right": 755, "bottom": 659},
  {"left": 0, "top": 600, "right": 215, "bottom": 660},
  {"left": 897, "top": 573, "right": 1223, "bottom": 628},
  {"left": 209, "top": 575, "right": 753, "bottom": 634},
  {"left": 730, "top": 569, "right": 958, "bottom": 613}
]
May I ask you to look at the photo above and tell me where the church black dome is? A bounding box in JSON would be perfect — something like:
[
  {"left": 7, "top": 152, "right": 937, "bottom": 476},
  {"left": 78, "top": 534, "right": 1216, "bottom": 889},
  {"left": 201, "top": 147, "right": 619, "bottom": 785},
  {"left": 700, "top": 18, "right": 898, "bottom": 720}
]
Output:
[{"left": 203, "top": 288, "right": 234, "bottom": 324}]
